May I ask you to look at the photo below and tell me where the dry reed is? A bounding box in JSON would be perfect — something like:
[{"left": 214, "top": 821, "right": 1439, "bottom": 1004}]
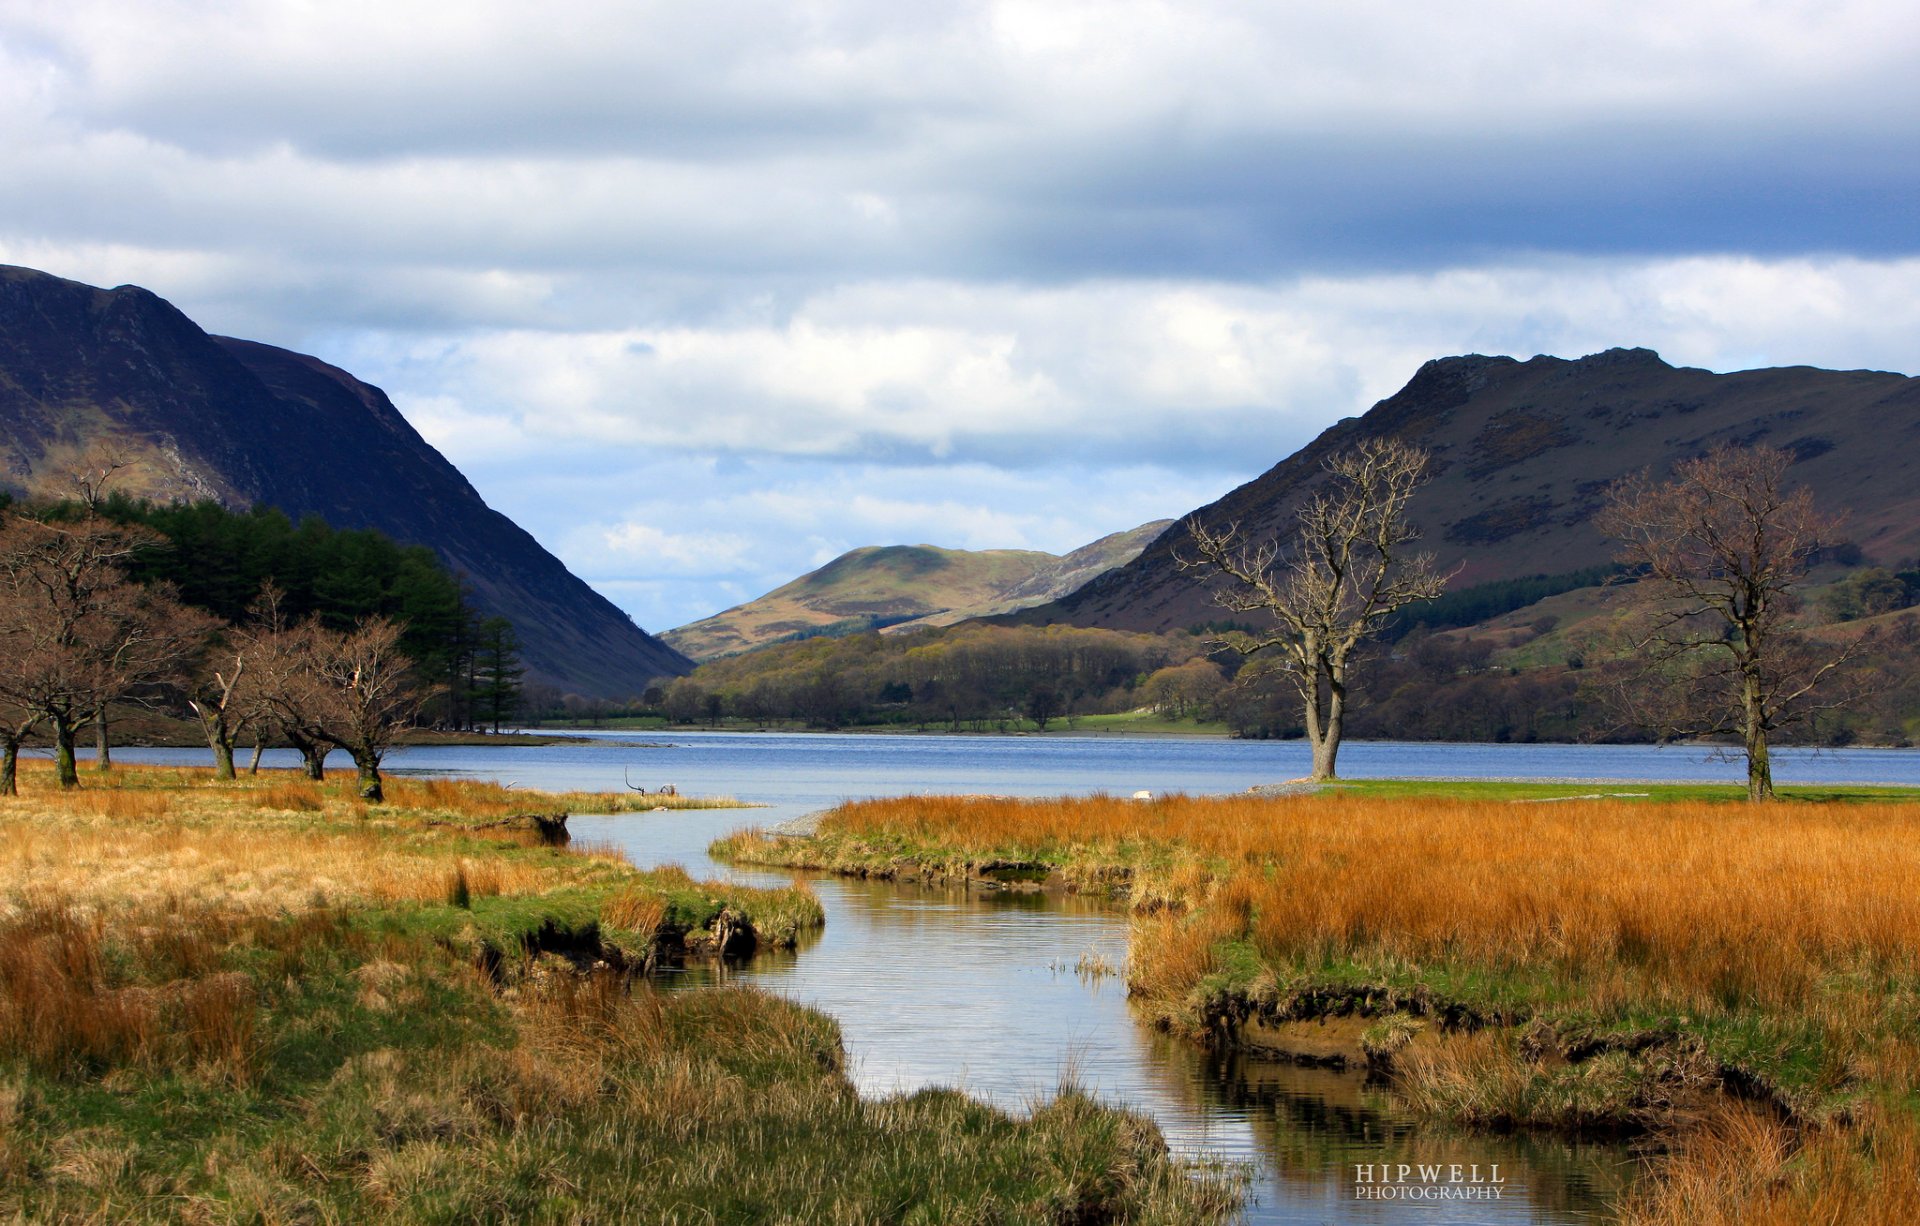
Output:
[
  {"left": 828, "top": 793, "right": 1920, "bottom": 1010},
  {"left": 1619, "top": 1103, "right": 1920, "bottom": 1224}
]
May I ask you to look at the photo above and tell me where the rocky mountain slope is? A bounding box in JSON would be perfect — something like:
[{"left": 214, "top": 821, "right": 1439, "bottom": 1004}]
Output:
[
  {"left": 664, "top": 521, "right": 1172, "bottom": 660},
  {"left": 0, "top": 264, "right": 691, "bottom": 698},
  {"left": 1019, "top": 347, "right": 1920, "bottom": 633}
]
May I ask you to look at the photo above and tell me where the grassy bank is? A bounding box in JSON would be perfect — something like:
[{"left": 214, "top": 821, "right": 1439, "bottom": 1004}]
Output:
[
  {"left": 718, "top": 790, "right": 1920, "bottom": 1221},
  {"left": 1, "top": 764, "right": 1236, "bottom": 1222}
]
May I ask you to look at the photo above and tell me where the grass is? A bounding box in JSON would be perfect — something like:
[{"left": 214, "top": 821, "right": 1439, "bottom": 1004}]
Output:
[
  {"left": 1322, "top": 776, "right": 1920, "bottom": 803},
  {"left": 1064, "top": 711, "right": 1232, "bottom": 736},
  {"left": 719, "top": 788, "right": 1920, "bottom": 1220},
  {"left": 0, "top": 762, "right": 1236, "bottom": 1222}
]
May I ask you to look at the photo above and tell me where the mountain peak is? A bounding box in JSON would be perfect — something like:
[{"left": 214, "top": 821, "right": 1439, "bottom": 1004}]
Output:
[
  {"left": 1020, "top": 349, "right": 1919, "bottom": 633},
  {"left": 1573, "top": 345, "right": 1670, "bottom": 369},
  {"left": 0, "top": 264, "right": 690, "bottom": 697},
  {"left": 665, "top": 520, "right": 1172, "bottom": 661}
]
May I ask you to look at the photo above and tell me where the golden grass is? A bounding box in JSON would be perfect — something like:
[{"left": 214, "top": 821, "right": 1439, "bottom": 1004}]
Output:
[
  {"left": 0, "top": 762, "right": 744, "bottom": 920},
  {"left": 1619, "top": 1104, "right": 1920, "bottom": 1224},
  {"left": 0, "top": 902, "right": 259, "bottom": 1084},
  {"left": 827, "top": 793, "right": 1920, "bottom": 1010},
  {"left": 377, "top": 773, "right": 747, "bottom": 819},
  {"left": 603, "top": 886, "right": 670, "bottom": 936},
  {"left": 797, "top": 791, "right": 1920, "bottom": 1218},
  {"left": 0, "top": 815, "right": 561, "bottom": 916},
  {"left": 0, "top": 775, "right": 1225, "bottom": 1223}
]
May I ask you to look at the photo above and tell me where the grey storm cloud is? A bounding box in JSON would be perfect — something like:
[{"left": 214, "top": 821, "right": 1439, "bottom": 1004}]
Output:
[{"left": 7, "top": 0, "right": 1920, "bottom": 288}]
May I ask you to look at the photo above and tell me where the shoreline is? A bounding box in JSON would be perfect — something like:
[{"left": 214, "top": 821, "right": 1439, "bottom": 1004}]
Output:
[{"left": 533, "top": 719, "right": 1920, "bottom": 751}]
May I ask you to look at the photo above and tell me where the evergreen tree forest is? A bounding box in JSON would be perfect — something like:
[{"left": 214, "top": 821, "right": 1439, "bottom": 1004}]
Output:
[{"left": 54, "top": 496, "right": 522, "bottom": 730}]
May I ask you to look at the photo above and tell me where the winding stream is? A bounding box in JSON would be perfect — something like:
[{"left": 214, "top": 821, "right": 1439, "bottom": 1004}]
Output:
[{"left": 100, "top": 732, "right": 1920, "bottom": 1221}]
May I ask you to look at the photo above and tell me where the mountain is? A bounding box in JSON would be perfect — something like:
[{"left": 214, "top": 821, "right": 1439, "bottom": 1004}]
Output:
[
  {"left": 0, "top": 265, "right": 691, "bottom": 698},
  {"left": 663, "top": 520, "right": 1172, "bottom": 661},
  {"left": 1020, "top": 347, "right": 1920, "bottom": 633}
]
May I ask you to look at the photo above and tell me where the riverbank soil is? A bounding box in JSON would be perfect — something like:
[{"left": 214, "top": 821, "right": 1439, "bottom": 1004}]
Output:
[
  {"left": 721, "top": 790, "right": 1920, "bottom": 1222},
  {"left": 0, "top": 764, "right": 1237, "bottom": 1222}
]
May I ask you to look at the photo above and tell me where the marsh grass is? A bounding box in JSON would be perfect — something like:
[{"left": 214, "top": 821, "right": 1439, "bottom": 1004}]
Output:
[
  {"left": 727, "top": 790, "right": 1920, "bottom": 1217},
  {"left": 1618, "top": 1103, "right": 1920, "bottom": 1224},
  {"left": 795, "top": 792, "right": 1920, "bottom": 1014}
]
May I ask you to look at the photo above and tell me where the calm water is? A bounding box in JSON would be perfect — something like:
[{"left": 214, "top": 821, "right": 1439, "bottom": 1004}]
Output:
[{"left": 95, "top": 733, "right": 1920, "bottom": 1222}]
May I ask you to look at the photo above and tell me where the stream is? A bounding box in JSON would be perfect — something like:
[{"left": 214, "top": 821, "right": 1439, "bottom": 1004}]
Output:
[{"left": 100, "top": 731, "right": 1920, "bottom": 1221}]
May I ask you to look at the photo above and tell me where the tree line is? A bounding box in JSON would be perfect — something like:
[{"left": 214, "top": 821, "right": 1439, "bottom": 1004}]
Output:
[
  {"left": 0, "top": 468, "right": 524, "bottom": 799},
  {"left": 655, "top": 622, "right": 1213, "bottom": 731}
]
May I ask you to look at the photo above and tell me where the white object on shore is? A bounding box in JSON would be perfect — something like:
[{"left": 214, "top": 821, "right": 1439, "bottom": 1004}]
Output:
[{"left": 1131, "top": 790, "right": 1153, "bottom": 800}]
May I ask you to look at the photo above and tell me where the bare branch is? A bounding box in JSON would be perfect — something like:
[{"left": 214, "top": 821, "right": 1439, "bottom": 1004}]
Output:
[{"left": 1176, "top": 438, "right": 1451, "bottom": 779}]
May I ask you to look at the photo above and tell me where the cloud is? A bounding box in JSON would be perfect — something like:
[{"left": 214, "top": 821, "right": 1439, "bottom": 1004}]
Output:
[
  {"left": 376, "top": 257, "right": 1920, "bottom": 477},
  {"left": 597, "top": 522, "right": 753, "bottom": 575},
  {"left": 3, "top": 0, "right": 1919, "bottom": 318},
  {"left": 465, "top": 455, "right": 1226, "bottom": 632},
  {"left": 5, "top": 1, "right": 1920, "bottom": 633}
]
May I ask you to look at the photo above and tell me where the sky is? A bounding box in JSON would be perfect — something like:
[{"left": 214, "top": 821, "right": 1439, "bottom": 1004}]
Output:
[{"left": 4, "top": 1, "right": 1919, "bottom": 635}]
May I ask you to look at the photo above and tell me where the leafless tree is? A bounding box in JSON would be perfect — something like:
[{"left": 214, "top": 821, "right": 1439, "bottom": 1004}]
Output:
[
  {"left": 1597, "top": 443, "right": 1852, "bottom": 801},
  {"left": 0, "top": 583, "right": 41, "bottom": 796},
  {"left": 247, "top": 593, "right": 338, "bottom": 781},
  {"left": 62, "top": 444, "right": 132, "bottom": 513},
  {"left": 1179, "top": 438, "right": 1451, "bottom": 781},
  {"left": 187, "top": 637, "right": 260, "bottom": 781},
  {"left": 0, "top": 515, "right": 212, "bottom": 788},
  {"left": 309, "top": 617, "right": 423, "bottom": 802}
]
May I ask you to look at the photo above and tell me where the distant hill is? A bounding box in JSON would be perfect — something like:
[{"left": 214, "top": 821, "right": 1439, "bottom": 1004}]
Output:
[
  {"left": 1018, "top": 347, "right": 1920, "bottom": 634},
  {"left": 0, "top": 264, "right": 691, "bottom": 698},
  {"left": 663, "top": 521, "right": 1172, "bottom": 661}
]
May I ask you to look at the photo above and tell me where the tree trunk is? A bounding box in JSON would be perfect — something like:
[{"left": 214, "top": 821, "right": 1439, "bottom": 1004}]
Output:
[
  {"left": 94, "top": 709, "right": 112, "bottom": 772},
  {"left": 1743, "top": 669, "right": 1774, "bottom": 801},
  {"left": 53, "top": 718, "right": 79, "bottom": 789},
  {"left": 287, "top": 732, "right": 326, "bottom": 780},
  {"left": 0, "top": 740, "right": 17, "bottom": 796},
  {"left": 248, "top": 738, "right": 266, "bottom": 774},
  {"left": 1319, "top": 672, "right": 1347, "bottom": 782},
  {"left": 353, "top": 750, "right": 384, "bottom": 803},
  {"left": 1303, "top": 655, "right": 1346, "bottom": 783},
  {"left": 211, "top": 735, "right": 236, "bottom": 781}
]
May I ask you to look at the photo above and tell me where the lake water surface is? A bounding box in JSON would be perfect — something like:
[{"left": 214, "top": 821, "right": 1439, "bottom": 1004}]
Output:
[{"left": 97, "top": 733, "right": 1920, "bottom": 1222}]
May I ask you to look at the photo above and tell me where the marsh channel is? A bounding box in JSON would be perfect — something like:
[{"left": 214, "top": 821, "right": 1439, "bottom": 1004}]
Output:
[{"left": 105, "top": 732, "right": 1920, "bottom": 1223}]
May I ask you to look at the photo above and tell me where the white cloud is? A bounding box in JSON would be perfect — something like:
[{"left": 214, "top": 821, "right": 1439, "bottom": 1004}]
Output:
[
  {"left": 596, "top": 523, "right": 753, "bottom": 574},
  {"left": 342, "top": 257, "right": 1920, "bottom": 477},
  {"left": 5, "top": 1, "right": 1920, "bottom": 633}
]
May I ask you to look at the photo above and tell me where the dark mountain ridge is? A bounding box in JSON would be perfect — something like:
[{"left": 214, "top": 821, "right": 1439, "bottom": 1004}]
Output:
[
  {"left": 0, "top": 265, "right": 690, "bottom": 698},
  {"left": 1021, "top": 347, "right": 1920, "bottom": 634}
]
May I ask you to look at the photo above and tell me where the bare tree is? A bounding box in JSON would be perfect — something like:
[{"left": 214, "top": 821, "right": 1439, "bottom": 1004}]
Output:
[
  {"left": 310, "top": 617, "right": 423, "bottom": 802},
  {"left": 1179, "top": 438, "right": 1451, "bottom": 781},
  {"left": 0, "top": 515, "right": 210, "bottom": 788},
  {"left": 0, "top": 583, "right": 40, "bottom": 796},
  {"left": 1597, "top": 443, "right": 1850, "bottom": 801},
  {"left": 62, "top": 445, "right": 132, "bottom": 514},
  {"left": 250, "top": 613, "right": 338, "bottom": 782},
  {"left": 187, "top": 638, "right": 259, "bottom": 781}
]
